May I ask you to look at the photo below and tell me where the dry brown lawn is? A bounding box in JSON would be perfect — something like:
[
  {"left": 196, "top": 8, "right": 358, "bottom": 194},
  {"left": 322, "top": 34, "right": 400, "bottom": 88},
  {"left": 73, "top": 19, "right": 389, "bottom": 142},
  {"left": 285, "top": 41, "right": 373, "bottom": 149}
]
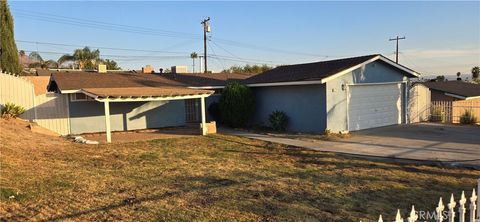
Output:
[{"left": 0, "top": 118, "right": 478, "bottom": 221}]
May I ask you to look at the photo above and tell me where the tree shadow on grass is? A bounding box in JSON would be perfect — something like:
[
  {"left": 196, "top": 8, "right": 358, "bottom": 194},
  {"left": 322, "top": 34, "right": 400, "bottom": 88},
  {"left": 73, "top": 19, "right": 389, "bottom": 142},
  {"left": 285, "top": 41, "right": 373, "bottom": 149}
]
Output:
[{"left": 40, "top": 176, "right": 240, "bottom": 222}]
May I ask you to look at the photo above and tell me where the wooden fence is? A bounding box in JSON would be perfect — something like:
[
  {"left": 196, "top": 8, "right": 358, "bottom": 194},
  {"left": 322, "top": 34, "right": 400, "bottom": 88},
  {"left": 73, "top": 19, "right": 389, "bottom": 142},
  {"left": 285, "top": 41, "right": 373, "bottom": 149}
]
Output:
[
  {"left": 430, "top": 101, "right": 480, "bottom": 124},
  {"left": 376, "top": 179, "right": 479, "bottom": 222},
  {"left": 0, "top": 72, "right": 70, "bottom": 135},
  {"left": 0, "top": 72, "right": 36, "bottom": 120}
]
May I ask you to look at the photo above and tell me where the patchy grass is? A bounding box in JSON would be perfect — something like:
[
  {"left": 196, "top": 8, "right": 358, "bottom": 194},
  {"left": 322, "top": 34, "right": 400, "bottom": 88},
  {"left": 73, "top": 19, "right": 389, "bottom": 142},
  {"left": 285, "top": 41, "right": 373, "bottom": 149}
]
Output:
[
  {"left": 251, "top": 127, "right": 351, "bottom": 142},
  {"left": 0, "top": 118, "right": 478, "bottom": 221}
]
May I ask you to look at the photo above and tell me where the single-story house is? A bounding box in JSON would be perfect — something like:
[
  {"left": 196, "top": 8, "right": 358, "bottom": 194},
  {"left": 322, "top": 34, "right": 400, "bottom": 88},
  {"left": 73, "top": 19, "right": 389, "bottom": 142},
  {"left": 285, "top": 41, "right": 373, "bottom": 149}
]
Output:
[
  {"left": 47, "top": 72, "right": 215, "bottom": 142},
  {"left": 43, "top": 54, "right": 419, "bottom": 141},
  {"left": 170, "top": 54, "right": 419, "bottom": 133},
  {"left": 420, "top": 81, "right": 480, "bottom": 101}
]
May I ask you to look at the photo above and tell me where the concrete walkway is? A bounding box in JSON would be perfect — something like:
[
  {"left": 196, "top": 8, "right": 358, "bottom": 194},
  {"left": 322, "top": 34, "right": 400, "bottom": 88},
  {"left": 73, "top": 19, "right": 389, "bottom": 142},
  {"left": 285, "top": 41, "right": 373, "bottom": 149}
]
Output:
[{"left": 223, "top": 123, "right": 480, "bottom": 169}]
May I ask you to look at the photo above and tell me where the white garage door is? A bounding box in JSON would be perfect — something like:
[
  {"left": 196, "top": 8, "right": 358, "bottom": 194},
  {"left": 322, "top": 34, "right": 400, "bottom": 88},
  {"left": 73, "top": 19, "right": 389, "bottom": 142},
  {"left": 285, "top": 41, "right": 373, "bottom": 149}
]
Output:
[{"left": 348, "top": 83, "right": 403, "bottom": 131}]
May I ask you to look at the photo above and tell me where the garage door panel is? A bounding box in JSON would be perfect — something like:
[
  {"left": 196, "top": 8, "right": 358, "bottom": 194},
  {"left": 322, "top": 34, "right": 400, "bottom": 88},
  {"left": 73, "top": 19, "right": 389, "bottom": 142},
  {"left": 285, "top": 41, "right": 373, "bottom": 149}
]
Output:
[{"left": 348, "top": 83, "right": 402, "bottom": 131}]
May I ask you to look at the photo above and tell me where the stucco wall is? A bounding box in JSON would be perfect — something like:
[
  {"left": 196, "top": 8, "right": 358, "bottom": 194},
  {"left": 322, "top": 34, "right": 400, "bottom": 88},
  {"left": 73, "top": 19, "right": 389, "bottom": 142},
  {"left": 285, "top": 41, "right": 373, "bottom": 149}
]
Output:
[
  {"left": 68, "top": 98, "right": 186, "bottom": 134},
  {"left": 326, "top": 61, "right": 409, "bottom": 132},
  {"left": 409, "top": 84, "right": 431, "bottom": 123},
  {"left": 252, "top": 84, "right": 327, "bottom": 133}
]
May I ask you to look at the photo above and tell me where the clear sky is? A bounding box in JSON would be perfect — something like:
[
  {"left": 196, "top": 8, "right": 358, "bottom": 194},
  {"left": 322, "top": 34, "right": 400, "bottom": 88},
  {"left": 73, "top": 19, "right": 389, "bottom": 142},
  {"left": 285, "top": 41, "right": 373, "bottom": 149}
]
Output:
[{"left": 9, "top": 1, "right": 480, "bottom": 78}]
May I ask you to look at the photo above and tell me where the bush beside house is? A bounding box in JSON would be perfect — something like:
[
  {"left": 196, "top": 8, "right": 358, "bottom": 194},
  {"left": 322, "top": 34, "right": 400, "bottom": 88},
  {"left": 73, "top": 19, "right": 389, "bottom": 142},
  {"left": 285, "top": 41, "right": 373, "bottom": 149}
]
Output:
[
  {"left": 219, "top": 83, "right": 255, "bottom": 127},
  {"left": 459, "top": 110, "right": 477, "bottom": 124},
  {"left": 268, "top": 111, "right": 288, "bottom": 131},
  {"left": 1, "top": 102, "right": 25, "bottom": 118}
]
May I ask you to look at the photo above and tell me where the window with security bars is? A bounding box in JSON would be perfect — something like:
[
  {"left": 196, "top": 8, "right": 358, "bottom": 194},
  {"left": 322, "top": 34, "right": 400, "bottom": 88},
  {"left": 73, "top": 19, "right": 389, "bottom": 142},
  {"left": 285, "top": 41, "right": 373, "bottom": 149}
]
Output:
[{"left": 184, "top": 99, "right": 199, "bottom": 122}]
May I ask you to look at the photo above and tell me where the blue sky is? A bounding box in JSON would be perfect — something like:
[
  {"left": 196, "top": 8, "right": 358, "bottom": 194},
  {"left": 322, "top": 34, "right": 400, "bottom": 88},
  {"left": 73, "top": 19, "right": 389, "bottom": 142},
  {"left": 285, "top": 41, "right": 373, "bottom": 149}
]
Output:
[{"left": 9, "top": 1, "right": 480, "bottom": 78}]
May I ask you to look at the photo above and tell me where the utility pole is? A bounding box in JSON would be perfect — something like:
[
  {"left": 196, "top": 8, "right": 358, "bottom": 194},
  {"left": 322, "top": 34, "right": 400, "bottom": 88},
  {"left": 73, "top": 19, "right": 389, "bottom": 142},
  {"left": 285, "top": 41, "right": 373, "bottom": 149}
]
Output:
[
  {"left": 389, "top": 36, "right": 405, "bottom": 64},
  {"left": 201, "top": 17, "right": 211, "bottom": 73}
]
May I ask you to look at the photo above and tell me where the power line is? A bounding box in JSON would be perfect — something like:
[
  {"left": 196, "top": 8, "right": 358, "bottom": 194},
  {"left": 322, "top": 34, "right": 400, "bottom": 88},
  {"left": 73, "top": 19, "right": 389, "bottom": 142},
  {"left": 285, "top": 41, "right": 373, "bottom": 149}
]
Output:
[
  {"left": 17, "top": 40, "right": 190, "bottom": 54},
  {"left": 12, "top": 8, "right": 201, "bottom": 39},
  {"left": 20, "top": 50, "right": 190, "bottom": 59},
  {"left": 12, "top": 8, "right": 341, "bottom": 59}
]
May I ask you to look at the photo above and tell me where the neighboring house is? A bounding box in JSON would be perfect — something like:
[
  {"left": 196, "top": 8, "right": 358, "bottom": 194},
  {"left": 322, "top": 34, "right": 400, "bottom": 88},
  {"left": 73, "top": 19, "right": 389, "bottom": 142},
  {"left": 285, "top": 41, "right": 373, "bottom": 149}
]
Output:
[
  {"left": 420, "top": 81, "right": 480, "bottom": 101},
  {"left": 46, "top": 72, "right": 214, "bottom": 142},
  {"left": 170, "top": 54, "right": 419, "bottom": 133}
]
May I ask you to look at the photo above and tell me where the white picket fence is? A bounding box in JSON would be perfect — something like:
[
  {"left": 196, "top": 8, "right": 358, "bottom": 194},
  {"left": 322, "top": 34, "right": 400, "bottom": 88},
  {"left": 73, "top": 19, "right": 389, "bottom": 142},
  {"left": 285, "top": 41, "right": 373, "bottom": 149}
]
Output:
[
  {"left": 377, "top": 179, "right": 480, "bottom": 222},
  {"left": 0, "top": 72, "right": 70, "bottom": 135}
]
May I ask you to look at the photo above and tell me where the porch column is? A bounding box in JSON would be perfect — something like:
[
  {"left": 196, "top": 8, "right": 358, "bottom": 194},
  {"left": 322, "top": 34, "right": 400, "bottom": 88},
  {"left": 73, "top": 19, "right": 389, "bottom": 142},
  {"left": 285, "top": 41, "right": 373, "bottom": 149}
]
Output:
[
  {"left": 200, "top": 96, "right": 207, "bottom": 135},
  {"left": 104, "top": 99, "right": 112, "bottom": 143}
]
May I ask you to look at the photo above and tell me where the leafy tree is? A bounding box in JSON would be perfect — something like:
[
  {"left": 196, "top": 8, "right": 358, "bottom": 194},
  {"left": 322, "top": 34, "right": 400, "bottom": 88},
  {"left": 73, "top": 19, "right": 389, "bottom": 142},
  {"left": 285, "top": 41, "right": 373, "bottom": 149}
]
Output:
[
  {"left": 0, "top": 0, "right": 21, "bottom": 73},
  {"left": 101, "top": 59, "right": 121, "bottom": 70},
  {"left": 472, "top": 66, "right": 480, "bottom": 80},
  {"left": 435, "top": 75, "right": 446, "bottom": 82},
  {"left": 58, "top": 47, "right": 101, "bottom": 69},
  {"left": 190, "top": 52, "right": 198, "bottom": 73},
  {"left": 219, "top": 82, "right": 255, "bottom": 127},
  {"left": 222, "top": 64, "right": 274, "bottom": 74}
]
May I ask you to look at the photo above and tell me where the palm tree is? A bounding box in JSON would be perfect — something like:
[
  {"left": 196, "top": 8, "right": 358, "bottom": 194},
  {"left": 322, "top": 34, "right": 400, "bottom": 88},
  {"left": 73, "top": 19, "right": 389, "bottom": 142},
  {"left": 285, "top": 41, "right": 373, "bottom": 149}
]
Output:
[
  {"left": 472, "top": 66, "right": 480, "bottom": 80},
  {"left": 58, "top": 47, "right": 101, "bottom": 69},
  {"left": 190, "top": 52, "right": 198, "bottom": 73},
  {"left": 27, "top": 52, "right": 58, "bottom": 69}
]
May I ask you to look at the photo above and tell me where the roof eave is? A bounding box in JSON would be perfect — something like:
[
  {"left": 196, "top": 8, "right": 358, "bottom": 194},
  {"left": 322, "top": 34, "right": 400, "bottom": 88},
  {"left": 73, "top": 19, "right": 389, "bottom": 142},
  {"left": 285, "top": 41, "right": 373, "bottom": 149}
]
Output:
[{"left": 320, "top": 55, "right": 420, "bottom": 84}]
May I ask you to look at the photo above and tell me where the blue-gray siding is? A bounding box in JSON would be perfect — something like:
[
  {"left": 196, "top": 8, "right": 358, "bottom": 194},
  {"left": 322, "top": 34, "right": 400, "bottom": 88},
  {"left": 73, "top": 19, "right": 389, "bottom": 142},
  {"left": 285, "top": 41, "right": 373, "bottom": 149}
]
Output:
[
  {"left": 326, "top": 60, "right": 409, "bottom": 132},
  {"left": 252, "top": 84, "right": 327, "bottom": 133},
  {"left": 251, "top": 60, "right": 411, "bottom": 133},
  {"left": 68, "top": 98, "right": 186, "bottom": 134}
]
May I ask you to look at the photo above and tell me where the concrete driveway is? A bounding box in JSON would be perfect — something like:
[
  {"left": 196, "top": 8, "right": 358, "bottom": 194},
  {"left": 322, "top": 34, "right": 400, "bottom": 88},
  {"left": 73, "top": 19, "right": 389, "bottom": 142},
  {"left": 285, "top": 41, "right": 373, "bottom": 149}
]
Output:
[{"left": 225, "top": 123, "right": 480, "bottom": 168}]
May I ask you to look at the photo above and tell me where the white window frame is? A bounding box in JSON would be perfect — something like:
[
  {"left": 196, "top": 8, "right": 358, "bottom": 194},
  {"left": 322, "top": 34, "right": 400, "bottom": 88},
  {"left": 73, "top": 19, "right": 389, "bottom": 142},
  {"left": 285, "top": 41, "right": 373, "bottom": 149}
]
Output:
[{"left": 70, "top": 93, "right": 94, "bottom": 102}]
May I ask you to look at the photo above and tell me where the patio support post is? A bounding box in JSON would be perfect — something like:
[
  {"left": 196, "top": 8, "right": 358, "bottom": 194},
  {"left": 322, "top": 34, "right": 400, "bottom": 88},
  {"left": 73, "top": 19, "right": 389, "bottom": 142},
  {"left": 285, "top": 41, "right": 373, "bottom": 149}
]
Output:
[
  {"left": 200, "top": 96, "right": 207, "bottom": 135},
  {"left": 104, "top": 99, "right": 112, "bottom": 143}
]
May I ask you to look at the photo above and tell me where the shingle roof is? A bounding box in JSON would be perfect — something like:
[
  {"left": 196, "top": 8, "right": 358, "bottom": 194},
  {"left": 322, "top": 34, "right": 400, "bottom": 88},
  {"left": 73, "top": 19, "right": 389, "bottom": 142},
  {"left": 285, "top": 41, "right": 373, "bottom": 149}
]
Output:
[
  {"left": 421, "top": 81, "right": 480, "bottom": 98},
  {"left": 82, "top": 87, "right": 213, "bottom": 98},
  {"left": 161, "top": 72, "right": 251, "bottom": 87},
  {"left": 244, "top": 54, "right": 417, "bottom": 84},
  {"left": 23, "top": 76, "right": 51, "bottom": 95},
  {"left": 49, "top": 72, "right": 185, "bottom": 92}
]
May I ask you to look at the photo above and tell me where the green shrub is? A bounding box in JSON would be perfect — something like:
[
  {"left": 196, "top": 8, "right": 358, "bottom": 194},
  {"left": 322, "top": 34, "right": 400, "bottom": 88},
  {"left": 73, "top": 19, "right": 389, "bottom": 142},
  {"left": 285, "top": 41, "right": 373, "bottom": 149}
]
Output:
[
  {"left": 268, "top": 111, "right": 288, "bottom": 131},
  {"left": 460, "top": 110, "right": 477, "bottom": 124},
  {"left": 1, "top": 103, "right": 25, "bottom": 119},
  {"left": 208, "top": 102, "right": 221, "bottom": 122},
  {"left": 219, "top": 83, "right": 255, "bottom": 127},
  {"left": 429, "top": 106, "right": 444, "bottom": 122}
]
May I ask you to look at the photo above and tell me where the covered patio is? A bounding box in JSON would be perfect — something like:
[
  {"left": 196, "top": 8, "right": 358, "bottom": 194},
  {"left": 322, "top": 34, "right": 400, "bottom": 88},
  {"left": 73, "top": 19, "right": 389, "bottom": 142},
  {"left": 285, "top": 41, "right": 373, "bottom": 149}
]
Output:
[{"left": 81, "top": 86, "right": 214, "bottom": 143}]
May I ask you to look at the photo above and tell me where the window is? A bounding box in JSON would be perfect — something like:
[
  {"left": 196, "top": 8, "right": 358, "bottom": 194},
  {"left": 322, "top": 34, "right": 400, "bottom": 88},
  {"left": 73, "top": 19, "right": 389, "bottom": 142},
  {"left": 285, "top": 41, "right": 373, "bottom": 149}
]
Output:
[
  {"left": 185, "top": 99, "right": 199, "bottom": 122},
  {"left": 70, "top": 93, "right": 93, "bottom": 102}
]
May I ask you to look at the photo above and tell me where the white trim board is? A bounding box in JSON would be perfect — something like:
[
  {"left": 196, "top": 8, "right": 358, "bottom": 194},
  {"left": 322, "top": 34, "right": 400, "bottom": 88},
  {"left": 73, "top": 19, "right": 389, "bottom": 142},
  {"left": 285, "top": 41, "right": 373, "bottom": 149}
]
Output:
[
  {"left": 93, "top": 94, "right": 211, "bottom": 103},
  {"left": 444, "top": 93, "right": 480, "bottom": 100},
  {"left": 321, "top": 55, "right": 419, "bottom": 84},
  {"left": 346, "top": 81, "right": 407, "bottom": 86}
]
